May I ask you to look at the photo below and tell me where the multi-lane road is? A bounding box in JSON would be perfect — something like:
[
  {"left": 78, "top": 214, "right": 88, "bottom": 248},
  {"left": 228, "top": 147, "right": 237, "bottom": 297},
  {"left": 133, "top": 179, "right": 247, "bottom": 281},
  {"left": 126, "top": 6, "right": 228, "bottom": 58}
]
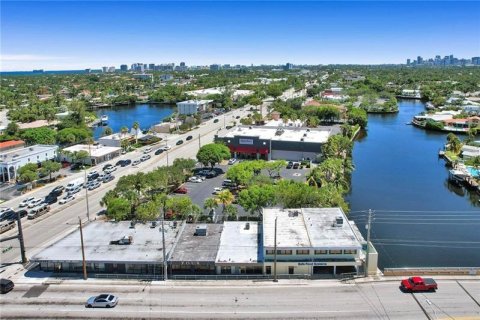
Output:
[
  {"left": 0, "top": 106, "right": 254, "bottom": 264},
  {"left": 0, "top": 278, "right": 478, "bottom": 319}
]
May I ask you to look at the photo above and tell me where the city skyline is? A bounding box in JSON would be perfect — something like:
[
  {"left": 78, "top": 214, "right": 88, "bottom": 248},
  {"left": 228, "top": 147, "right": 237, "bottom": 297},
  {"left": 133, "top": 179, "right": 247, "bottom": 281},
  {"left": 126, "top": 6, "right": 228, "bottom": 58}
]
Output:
[{"left": 1, "top": 1, "right": 480, "bottom": 71}]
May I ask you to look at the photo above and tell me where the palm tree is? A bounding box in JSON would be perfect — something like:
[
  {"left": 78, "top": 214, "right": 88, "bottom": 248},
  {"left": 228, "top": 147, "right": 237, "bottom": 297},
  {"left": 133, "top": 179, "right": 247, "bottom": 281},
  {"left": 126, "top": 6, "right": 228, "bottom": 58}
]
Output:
[
  {"left": 133, "top": 121, "right": 140, "bottom": 144},
  {"left": 121, "top": 126, "right": 129, "bottom": 136},
  {"left": 203, "top": 198, "right": 218, "bottom": 216},
  {"left": 224, "top": 204, "right": 238, "bottom": 221},
  {"left": 215, "top": 190, "right": 234, "bottom": 214}
]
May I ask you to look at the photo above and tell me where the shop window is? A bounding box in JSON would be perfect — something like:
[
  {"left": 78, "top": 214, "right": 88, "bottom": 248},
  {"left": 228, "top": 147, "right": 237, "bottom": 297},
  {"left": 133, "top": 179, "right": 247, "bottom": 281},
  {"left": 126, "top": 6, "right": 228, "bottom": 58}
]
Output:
[
  {"left": 266, "top": 250, "right": 275, "bottom": 255},
  {"left": 315, "top": 250, "right": 327, "bottom": 254},
  {"left": 296, "top": 250, "right": 309, "bottom": 255},
  {"left": 329, "top": 250, "right": 342, "bottom": 254},
  {"left": 266, "top": 266, "right": 271, "bottom": 274},
  {"left": 343, "top": 249, "right": 357, "bottom": 254},
  {"left": 277, "top": 250, "right": 292, "bottom": 255}
]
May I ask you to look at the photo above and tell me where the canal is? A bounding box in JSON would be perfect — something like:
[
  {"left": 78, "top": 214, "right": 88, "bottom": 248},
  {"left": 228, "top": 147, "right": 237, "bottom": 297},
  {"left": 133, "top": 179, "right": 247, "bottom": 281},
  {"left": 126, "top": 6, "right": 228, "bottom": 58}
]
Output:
[
  {"left": 347, "top": 99, "right": 480, "bottom": 269},
  {"left": 93, "top": 103, "right": 174, "bottom": 139}
]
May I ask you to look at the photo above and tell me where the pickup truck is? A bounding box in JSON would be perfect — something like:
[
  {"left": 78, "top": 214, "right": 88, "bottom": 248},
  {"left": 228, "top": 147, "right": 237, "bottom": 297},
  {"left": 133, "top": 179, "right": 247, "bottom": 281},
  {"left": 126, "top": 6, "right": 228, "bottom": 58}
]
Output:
[{"left": 400, "top": 276, "right": 438, "bottom": 292}]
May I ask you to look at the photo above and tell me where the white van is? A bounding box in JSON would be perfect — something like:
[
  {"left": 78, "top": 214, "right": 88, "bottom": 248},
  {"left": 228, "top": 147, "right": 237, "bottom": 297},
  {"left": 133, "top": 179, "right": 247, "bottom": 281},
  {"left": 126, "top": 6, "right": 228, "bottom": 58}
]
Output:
[
  {"left": 144, "top": 147, "right": 152, "bottom": 154},
  {"left": 66, "top": 178, "right": 84, "bottom": 192}
]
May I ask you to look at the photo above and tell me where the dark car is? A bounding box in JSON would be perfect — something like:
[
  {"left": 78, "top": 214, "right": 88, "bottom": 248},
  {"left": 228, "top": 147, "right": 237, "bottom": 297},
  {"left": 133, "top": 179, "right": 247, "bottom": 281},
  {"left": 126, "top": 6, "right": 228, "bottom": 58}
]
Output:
[
  {"left": 213, "top": 119, "right": 219, "bottom": 123},
  {"left": 0, "top": 279, "right": 14, "bottom": 294},
  {"left": 236, "top": 116, "right": 240, "bottom": 119},
  {"left": 43, "top": 196, "right": 58, "bottom": 205},
  {"left": 16, "top": 210, "right": 28, "bottom": 219},
  {"left": 176, "top": 140, "right": 184, "bottom": 145},
  {"left": 70, "top": 163, "right": 83, "bottom": 171},
  {"left": 115, "top": 160, "right": 124, "bottom": 167},
  {"left": 87, "top": 173, "right": 99, "bottom": 181},
  {"left": 154, "top": 149, "right": 164, "bottom": 155},
  {"left": 102, "top": 164, "right": 113, "bottom": 171},
  {"left": 186, "top": 135, "right": 193, "bottom": 141},
  {"left": 0, "top": 209, "right": 16, "bottom": 221},
  {"left": 286, "top": 161, "right": 293, "bottom": 169},
  {"left": 206, "top": 171, "right": 217, "bottom": 179},
  {"left": 123, "top": 159, "right": 131, "bottom": 166},
  {"left": 293, "top": 162, "right": 300, "bottom": 169},
  {"left": 50, "top": 185, "right": 64, "bottom": 195}
]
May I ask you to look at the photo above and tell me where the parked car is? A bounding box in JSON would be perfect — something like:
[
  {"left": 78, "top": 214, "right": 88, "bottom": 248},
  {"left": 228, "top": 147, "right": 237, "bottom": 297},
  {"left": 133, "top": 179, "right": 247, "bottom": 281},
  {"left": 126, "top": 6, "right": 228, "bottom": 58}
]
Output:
[
  {"left": 70, "top": 163, "right": 83, "bottom": 171},
  {"left": 0, "top": 208, "right": 16, "bottom": 221},
  {"left": 162, "top": 145, "right": 171, "bottom": 151},
  {"left": 87, "top": 172, "right": 99, "bottom": 181},
  {"left": 27, "top": 199, "right": 43, "bottom": 208},
  {"left": 43, "top": 196, "right": 58, "bottom": 205},
  {"left": 68, "top": 186, "right": 82, "bottom": 195},
  {"left": 214, "top": 119, "right": 219, "bottom": 123},
  {"left": 189, "top": 176, "right": 202, "bottom": 183},
  {"left": 102, "top": 164, "right": 113, "bottom": 171},
  {"left": 236, "top": 116, "right": 240, "bottom": 119},
  {"left": 88, "top": 182, "right": 101, "bottom": 191},
  {"left": 174, "top": 186, "right": 188, "bottom": 194},
  {"left": 103, "top": 174, "right": 115, "bottom": 183},
  {"left": 19, "top": 197, "right": 35, "bottom": 208},
  {"left": 104, "top": 166, "right": 117, "bottom": 174},
  {"left": 16, "top": 210, "right": 28, "bottom": 219},
  {"left": 0, "top": 279, "right": 14, "bottom": 294},
  {"left": 87, "top": 171, "right": 99, "bottom": 179},
  {"left": 293, "top": 162, "right": 300, "bottom": 169},
  {"left": 143, "top": 147, "right": 153, "bottom": 154},
  {"left": 132, "top": 159, "right": 141, "bottom": 166},
  {"left": 400, "top": 277, "right": 438, "bottom": 292},
  {"left": 123, "top": 159, "right": 132, "bottom": 166},
  {"left": 49, "top": 186, "right": 64, "bottom": 196},
  {"left": 140, "top": 154, "right": 151, "bottom": 161},
  {"left": 286, "top": 161, "right": 293, "bottom": 169},
  {"left": 176, "top": 140, "right": 184, "bottom": 145},
  {"left": 206, "top": 171, "right": 217, "bottom": 179},
  {"left": 186, "top": 135, "right": 193, "bottom": 141},
  {"left": 85, "top": 294, "right": 119, "bottom": 308},
  {"left": 155, "top": 149, "right": 164, "bottom": 155},
  {"left": 115, "top": 160, "right": 124, "bottom": 167},
  {"left": 27, "top": 203, "right": 50, "bottom": 220},
  {"left": 228, "top": 158, "right": 237, "bottom": 165},
  {"left": 59, "top": 195, "right": 75, "bottom": 205},
  {"left": 213, "top": 187, "right": 223, "bottom": 194}
]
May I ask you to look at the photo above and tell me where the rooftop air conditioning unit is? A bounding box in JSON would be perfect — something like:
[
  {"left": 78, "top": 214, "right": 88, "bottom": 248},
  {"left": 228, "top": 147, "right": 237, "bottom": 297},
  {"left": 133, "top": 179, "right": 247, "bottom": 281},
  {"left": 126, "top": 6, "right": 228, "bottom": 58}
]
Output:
[
  {"left": 335, "top": 216, "right": 344, "bottom": 227},
  {"left": 194, "top": 224, "right": 207, "bottom": 236},
  {"left": 245, "top": 222, "right": 250, "bottom": 230}
]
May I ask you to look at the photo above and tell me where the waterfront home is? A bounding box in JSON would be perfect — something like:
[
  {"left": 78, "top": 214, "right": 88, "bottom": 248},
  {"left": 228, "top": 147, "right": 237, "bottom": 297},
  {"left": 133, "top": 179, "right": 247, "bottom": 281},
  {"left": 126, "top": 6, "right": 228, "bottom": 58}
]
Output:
[
  {"left": 399, "top": 89, "right": 421, "bottom": 99},
  {"left": 443, "top": 116, "right": 480, "bottom": 132},
  {"left": 461, "top": 145, "right": 480, "bottom": 159},
  {"left": 176, "top": 100, "right": 213, "bottom": 115}
]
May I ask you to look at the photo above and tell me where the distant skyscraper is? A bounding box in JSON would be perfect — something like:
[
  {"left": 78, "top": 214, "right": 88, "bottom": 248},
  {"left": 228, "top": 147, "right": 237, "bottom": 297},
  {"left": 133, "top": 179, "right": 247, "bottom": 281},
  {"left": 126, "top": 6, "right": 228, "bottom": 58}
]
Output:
[
  {"left": 85, "top": 68, "right": 91, "bottom": 73},
  {"left": 149, "top": 63, "right": 155, "bottom": 70},
  {"left": 406, "top": 59, "right": 411, "bottom": 65},
  {"left": 472, "top": 57, "right": 480, "bottom": 65},
  {"left": 102, "top": 66, "right": 108, "bottom": 73},
  {"left": 108, "top": 66, "right": 115, "bottom": 73},
  {"left": 180, "top": 62, "right": 186, "bottom": 67},
  {"left": 120, "top": 64, "right": 128, "bottom": 72},
  {"left": 285, "top": 63, "right": 294, "bottom": 70},
  {"left": 210, "top": 64, "right": 221, "bottom": 71},
  {"left": 417, "top": 56, "right": 423, "bottom": 65}
]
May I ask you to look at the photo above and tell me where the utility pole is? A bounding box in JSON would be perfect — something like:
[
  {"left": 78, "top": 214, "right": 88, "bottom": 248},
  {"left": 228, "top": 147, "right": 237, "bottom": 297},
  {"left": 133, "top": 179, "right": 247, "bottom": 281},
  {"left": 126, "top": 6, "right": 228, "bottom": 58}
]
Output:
[
  {"left": 198, "top": 134, "right": 201, "bottom": 149},
  {"left": 17, "top": 211, "right": 27, "bottom": 264},
  {"left": 84, "top": 141, "right": 92, "bottom": 221},
  {"left": 365, "top": 209, "right": 372, "bottom": 277},
  {"left": 273, "top": 216, "right": 278, "bottom": 282},
  {"left": 79, "top": 217, "right": 87, "bottom": 280},
  {"left": 161, "top": 210, "right": 168, "bottom": 281}
]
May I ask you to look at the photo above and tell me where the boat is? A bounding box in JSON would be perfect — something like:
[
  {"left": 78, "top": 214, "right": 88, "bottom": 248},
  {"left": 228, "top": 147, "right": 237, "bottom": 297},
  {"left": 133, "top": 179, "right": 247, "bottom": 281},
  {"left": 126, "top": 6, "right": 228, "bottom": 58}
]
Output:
[{"left": 101, "top": 115, "right": 109, "bottom": 124}]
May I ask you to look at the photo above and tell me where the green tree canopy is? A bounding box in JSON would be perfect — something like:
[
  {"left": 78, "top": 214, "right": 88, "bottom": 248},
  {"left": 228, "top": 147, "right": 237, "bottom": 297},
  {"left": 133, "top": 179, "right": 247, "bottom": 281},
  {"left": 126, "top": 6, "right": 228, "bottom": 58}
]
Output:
[
  {"left": 20, "top": 127, "right": 56, "bottom": 145},
  {"left": 196, "top": 143, "right": 231, "bottom": 168}
]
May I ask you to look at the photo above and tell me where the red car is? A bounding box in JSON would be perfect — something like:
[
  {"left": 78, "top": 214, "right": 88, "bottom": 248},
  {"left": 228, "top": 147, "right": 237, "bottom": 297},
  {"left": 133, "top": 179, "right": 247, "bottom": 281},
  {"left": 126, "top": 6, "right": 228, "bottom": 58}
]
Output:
[
  {"left": 400, "top": 276, "right": 437, "bottom": 292},
  {"left": 174, "top": 186, "right": 187, "bottom": 194}
]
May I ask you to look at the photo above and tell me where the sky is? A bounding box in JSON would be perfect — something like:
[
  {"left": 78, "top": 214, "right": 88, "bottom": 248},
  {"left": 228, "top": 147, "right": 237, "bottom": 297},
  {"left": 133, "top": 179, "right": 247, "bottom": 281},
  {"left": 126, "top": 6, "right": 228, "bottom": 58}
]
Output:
[{"left": 1, "top": 1, "right": 479, "bottom": 71}]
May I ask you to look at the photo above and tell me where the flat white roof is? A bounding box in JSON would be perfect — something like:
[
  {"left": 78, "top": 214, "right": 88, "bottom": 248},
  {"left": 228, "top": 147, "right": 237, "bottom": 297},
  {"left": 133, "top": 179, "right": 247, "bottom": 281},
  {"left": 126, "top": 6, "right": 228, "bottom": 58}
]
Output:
[
  {"left": 63, "top": 144, "right": 121, "bottom": 158},
  {"left": 218, "top": 126, "right": 332, "bottom": 143},
  {"left": 263, "top": 208, "right": 364, "bottom": 250},
  {"left": 177, "top": 99, "right": 213, "bottom": 105},
  {"left": 216, "top": 222, "right": 259, "bottom": 264},
  {"left": 1, "top": 144, "right": 58, "bottom": 164},
  {"left": 32, "top": 221, "right": 183, "bottom": 263}
]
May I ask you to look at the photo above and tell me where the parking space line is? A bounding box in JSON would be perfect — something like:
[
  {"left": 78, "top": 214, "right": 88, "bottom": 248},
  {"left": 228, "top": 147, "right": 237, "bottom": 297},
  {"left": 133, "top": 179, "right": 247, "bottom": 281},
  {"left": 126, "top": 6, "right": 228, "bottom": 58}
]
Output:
[{"left": 410, "top": 293, "right": 432, "bottom": 320}]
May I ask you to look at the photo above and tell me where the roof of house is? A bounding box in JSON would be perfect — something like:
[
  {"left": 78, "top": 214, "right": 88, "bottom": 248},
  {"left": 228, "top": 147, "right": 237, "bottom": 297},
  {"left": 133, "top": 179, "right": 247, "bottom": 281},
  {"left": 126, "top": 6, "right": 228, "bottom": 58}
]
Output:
[
  {"left": 0, "top": 140, "right": 25, "bottom": 149},
  {"left": 62, "top": 144, "right": 121, "bottom": 158},
  {"left": 262, "top": 208, "right": 364, "bottom": 249},
  {"left": 169, "top": 224, "right": 223, "bottom": 263},
  {"left": 216, "top": 222, "right": 259, "bottom": 264},
  {"left": 31, "top": 221, "right": 184, "bottom": 264}
]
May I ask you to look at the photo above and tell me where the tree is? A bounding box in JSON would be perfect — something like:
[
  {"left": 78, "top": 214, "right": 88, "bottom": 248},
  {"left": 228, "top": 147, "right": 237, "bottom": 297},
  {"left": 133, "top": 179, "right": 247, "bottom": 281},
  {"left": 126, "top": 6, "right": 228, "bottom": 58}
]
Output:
[
  {"left": 17, "top": 163, "right": 38, "bottom": 184},
  {"left": 308, "top": 158, "right": 352, "bottom": 191},
  {"left": 133, "top": 121, "right": 140, "bottom": 144},
  {"left": 57, "top": 127, "right": 91, "bottom": 144},
  {"left": 20, "top": 127, "right": 56, "bottom": 145},
  {"left": 322, "top": 135, "right": 353, "bottom": 159},
  {"left": 121, "top": 126, "right": 129, "bottom": 135},
  {"left": 224, "top": 204, "right": 238, "bottom": 221},
  {"left": 203, "top": 198, "right": 218, "bottom": 215},
  {"left": 264, "top": 160, "right": 287, "bottom": 178},
  {"left": 40, "top": 160, "right": 62, "bottom": 182},
  {"left": 275, "top": 180, "right": 323, "bottom": 209},
  {"left": 75, "top": 150, "right": 90, "bottom": 165},
  {"left": 347, "top": 108, "right": 368, "bottom": 129},
  {"left": 172, "top": 158, "right": 196, "bottom": 175},
  {"left": 102, "top": 126, "right": 113, "bottom": 136},
  {"left": 196, "top": 143, "right": 231, "bottom": 168},
  {"left": 165, "top": 196, "right": 197, "bottom": 220},
  {"left": 5, "top": 122, "right": 19, "bottom": 136},
  {"left": 238, "top": 184, "right": 277, "bottom": 215},
  {"left": 215, "top": 189, "right": 234, "bottom": 213},
  {"left": 105, "top": 197, "right": 131, "bottom": 221},
  {"left": 136, "top": 201, "right": 160, "bottom": 222},
  {"left": 446, "top": 133, "right": 462, "bottom": 154}
]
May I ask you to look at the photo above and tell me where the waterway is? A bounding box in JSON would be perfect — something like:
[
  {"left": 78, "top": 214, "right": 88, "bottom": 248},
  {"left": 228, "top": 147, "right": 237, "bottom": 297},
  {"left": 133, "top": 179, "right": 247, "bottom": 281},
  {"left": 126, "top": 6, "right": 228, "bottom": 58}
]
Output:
[
  {"left": 347, "top": 99, "right": 480, "bottom": 269},
  {"left": 93, "top": 103, "right": 174, "bottom": 139}
]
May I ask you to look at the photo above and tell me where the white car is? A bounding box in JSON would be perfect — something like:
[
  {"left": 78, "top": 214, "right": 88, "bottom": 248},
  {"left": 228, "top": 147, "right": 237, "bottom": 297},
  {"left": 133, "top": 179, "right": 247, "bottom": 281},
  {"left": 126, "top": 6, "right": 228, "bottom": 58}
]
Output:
[
  {"left": 85, "top": 294, "right": 119, "bottom": 308},
  {"left": 19, "top": 197, "right": 35, "bottom": 207},
  {"left": 162, "top": 145, "right": 172, "bottom": 151},
  {"left": 189, "top": 176, "right": 202, "bottom": 183},
  {"left": 88, "top": 182, "right": 101, "bottom": 191},
  {"left": 212, "top": 187, "right": 223, "bottom": 194},
  {"left": 228, "top": 158, "right": 237, "bottom": 165},
  {"left": 27, "top": 198, "right": 43, "bottom": 208},
  {"left": 87, "top": 171, "right": 99, "bottom": 179},
  {"left": 132, "top": 159, "right": 141, "bottom": 166},
  {"left": 104, "top": 167, "right": 117, "bottom": 174},
  {"left": 59, "top": 195, "right": 75, "bottom": 204}
]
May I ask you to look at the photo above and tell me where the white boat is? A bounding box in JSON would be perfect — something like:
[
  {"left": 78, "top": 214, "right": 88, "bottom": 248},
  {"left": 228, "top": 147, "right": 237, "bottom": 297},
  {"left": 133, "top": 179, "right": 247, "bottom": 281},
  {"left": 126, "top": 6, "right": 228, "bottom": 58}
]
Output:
[{"left": 101, "top": 115, "right": 108, "bottom": 123}]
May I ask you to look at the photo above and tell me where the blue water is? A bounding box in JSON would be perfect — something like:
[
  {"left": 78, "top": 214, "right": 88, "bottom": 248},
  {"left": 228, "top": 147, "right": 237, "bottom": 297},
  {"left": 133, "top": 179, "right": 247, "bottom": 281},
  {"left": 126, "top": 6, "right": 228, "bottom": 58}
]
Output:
[
  {"left": 347, "top": 99, "right": 480, "bottom": 269},
  {"left": 93, "top": 103, "right": 174, "bottom": 139}
]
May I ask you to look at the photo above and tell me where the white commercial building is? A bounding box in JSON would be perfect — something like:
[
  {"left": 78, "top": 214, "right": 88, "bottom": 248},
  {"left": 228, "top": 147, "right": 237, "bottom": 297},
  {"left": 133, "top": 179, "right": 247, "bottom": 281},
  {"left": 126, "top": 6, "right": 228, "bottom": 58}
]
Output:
[
  {"left": 0, "top": 144, "right": 59, "bottom": 182},
  {"left": 176, "top": 100, "right": 213, "bottom": 115},
  {"left": 61, "top": 144, "right": 121, "bottom": 166},
  {"left": 98, "top": 133, "right": 133, "bottom": 148},
  {"left": 262, "top": 208, "right": 372, "bottom": 276}
]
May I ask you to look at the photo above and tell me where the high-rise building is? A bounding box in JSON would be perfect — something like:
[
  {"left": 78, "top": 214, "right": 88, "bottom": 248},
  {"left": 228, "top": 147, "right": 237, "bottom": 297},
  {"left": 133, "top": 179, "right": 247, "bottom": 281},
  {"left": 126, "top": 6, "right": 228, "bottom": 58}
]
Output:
[
  {"left": 108, "top": 66, "right": 115, "bottom": 73},
  {"left": 120, "top": 64, "right": 128, "bottom": 72},
  {"left": 149, "top": 63, "right": 155, "bottom": 70},
  {"left": 180, "top": 62, "right": 186, "bottom": 67},
  {"left": 472, "top": 57, "right": 480, "bottom": 65},
  {"left": 210, "top": 64, "right": 221, "bottom": 71},
  {"left": 285, "top": 63, "right": 294, "bottom": 70},
  {"left": 406, "top": 59, "right": 411, "bottom": 65},
  {"left": 102, "top": 66, "right": 108, "bottom": 73},
  {"left": 416, "top": 56, "right": 423, "bottom": 65}
]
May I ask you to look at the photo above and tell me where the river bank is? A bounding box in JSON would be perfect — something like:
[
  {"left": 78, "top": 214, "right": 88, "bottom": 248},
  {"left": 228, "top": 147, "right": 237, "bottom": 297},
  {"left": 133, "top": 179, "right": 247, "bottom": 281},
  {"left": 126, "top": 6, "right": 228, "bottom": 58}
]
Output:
[{"left": 347, "top": 99, "right": 480, "bottom": 270}]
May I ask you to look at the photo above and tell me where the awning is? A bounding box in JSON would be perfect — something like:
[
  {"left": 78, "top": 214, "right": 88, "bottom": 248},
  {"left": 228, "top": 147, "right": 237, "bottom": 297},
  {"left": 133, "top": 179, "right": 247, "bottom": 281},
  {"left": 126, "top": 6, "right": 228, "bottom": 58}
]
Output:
[{"left": 229, "top": 146, "right": 269, "bottom": 154}]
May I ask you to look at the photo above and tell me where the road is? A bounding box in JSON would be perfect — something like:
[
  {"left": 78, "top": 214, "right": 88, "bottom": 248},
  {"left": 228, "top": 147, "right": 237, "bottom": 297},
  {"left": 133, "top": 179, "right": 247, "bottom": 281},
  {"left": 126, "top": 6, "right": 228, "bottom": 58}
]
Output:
[
  {"left": 0, "top": 279, "right": 478, "bottom": 319},
  {"left": 0, "top": 106, "right": 254, "bottom": 264}
]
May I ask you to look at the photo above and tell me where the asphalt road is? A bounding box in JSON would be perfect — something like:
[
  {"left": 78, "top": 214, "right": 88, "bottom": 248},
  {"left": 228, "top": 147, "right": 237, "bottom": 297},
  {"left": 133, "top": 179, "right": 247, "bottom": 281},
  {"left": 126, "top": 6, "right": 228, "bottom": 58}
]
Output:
[
  {"left": 0, "top": 106, "right": 255, "bottom": 264},
  {"left": 0, "top": 279, "right": 478, "bottom": 319}
]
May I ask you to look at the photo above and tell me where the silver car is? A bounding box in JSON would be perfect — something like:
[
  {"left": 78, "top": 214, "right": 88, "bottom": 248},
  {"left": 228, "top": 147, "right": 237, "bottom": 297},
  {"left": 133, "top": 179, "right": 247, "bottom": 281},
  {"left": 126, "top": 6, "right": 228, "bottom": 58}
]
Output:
[{"left": 85, "top": 294, "right": 119, "bottom": 308}]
